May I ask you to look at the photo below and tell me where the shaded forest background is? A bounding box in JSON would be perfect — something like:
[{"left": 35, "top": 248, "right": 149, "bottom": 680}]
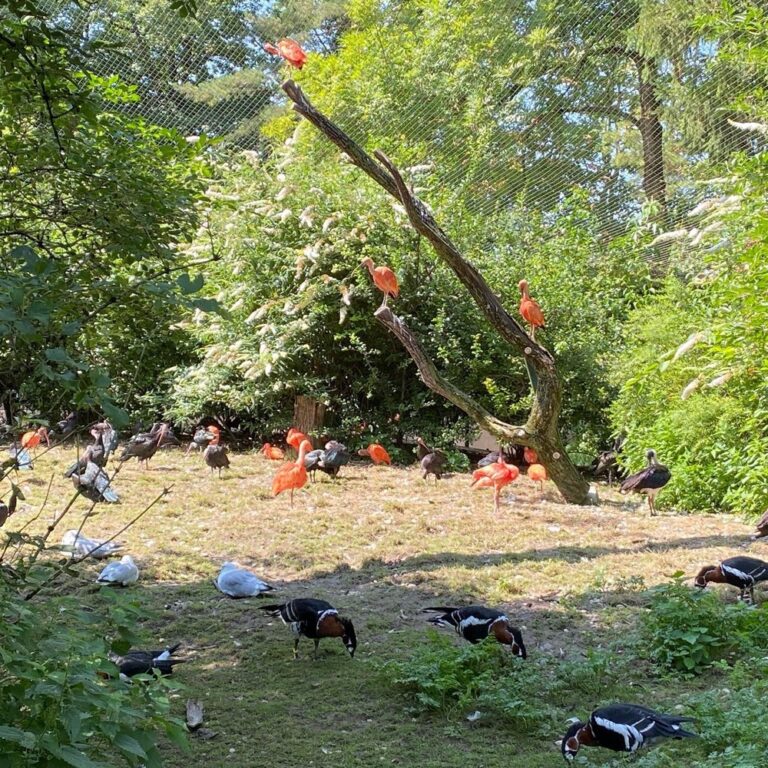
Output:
[{"left": 2, "top": 0, "right": 767, "bottom": 513}]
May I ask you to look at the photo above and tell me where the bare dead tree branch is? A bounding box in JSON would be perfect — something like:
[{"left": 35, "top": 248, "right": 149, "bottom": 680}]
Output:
[{"left": 282, "top": 80, "right": 591, "bottom": 504}]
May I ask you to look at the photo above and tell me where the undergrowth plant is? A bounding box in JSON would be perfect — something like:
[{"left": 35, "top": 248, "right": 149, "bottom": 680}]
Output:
[{"left": 642, "top": 579, "right": 768, "bottom": 674}]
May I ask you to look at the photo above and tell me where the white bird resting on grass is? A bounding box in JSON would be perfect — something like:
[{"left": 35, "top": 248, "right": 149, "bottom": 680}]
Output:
[
  {"left": 97, "top": 555, "right": 139, "bottom": 586},
  {"left": 61, "top": 530, "right": 124, "bottom": 559},
  {"left": 214, "top": 562, "right": 273, "bottom": 598}
]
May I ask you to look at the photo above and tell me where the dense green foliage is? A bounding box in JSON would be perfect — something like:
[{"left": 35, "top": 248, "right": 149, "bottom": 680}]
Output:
[
  {"left": 643, "top": 579, "right": 768, "bottom": 673},
  {"left": 0, "top": 511, "right": 187, "bottom": 767}
]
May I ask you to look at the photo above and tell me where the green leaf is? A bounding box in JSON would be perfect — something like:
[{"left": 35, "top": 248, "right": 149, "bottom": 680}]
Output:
[
  {"left": 114, "top": 733, "right": 147, "bottom": 758},
  {"left": 177, "top": 272, "right": 204, "bottom": 295},
  {"left": 0, "top": 725, "right": 36, "bottom": 749}
]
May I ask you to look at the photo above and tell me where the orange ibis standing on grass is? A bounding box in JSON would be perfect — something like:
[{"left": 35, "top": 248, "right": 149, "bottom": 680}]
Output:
[
  {"left": 272, "top": 439, "right": 313, "bottom": 506},
  {"left": 472, "top": 457, "right": 520, "bottom": 514},
  {"left": 358, "top": 443, "right": 391, "bottom": 465},
  {"left": 361, "top": 258, "right": 399, "bottom": 310},
  {"left": 527, "top": 463, "right": 547, "bottom": 491}
]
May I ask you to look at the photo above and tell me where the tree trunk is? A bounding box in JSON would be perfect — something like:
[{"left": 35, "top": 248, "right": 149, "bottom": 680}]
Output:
[
  {"left": 282, "top": 81, "right": 592, "bottom": 505},
  {"left": 636, "top": 56, "right": 667, "bottom": 218}
]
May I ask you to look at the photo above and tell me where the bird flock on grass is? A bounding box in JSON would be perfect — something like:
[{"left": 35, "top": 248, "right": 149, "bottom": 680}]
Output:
[{"left": 2, "top": 243, "right": 759, "bottom": 760}]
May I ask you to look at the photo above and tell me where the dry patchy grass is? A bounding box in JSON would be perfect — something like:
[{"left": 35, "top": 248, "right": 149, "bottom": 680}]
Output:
[{"left": 4, "top": 444, "right": 764, "bottom": 767}]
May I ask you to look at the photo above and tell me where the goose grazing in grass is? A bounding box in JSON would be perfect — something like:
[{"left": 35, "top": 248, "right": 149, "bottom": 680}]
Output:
[
  {"left": 61, "top": 530, "right": 124, "bottom": 559},
  {"left": 215, "top": 562, "right": 273, "bottom": 598},
  {"left": 110, "top": 643, "right": 185, "bottom": 679},
  {"left": 202, "top": 426, "right": 230, "bottom": 477},
  {"left": 119, "top": 423, "right": 168, "bottom": 469},
  {"left": 694, "top": 555, "right": 768, "bottom": 603},
  {"left": 423, "top": 605, "right": 526, "bottom": 657},
  {"left": 71, "top": 461, "right": 119, "bottom": 503},
  {"left": 97, "top": 555, "right": 139, "bottom": 586},
  {"left": 620, "top": 449, "right": 671, "bottom": 515},
  {"left": 561, "top": 703, "right": 697, "bottom": 761},
  {"left": 416, "top": 436, "right": 445, "bottom": 481},
  {"left": 258, "top": 598, "right": 357, "bottom": 659}
]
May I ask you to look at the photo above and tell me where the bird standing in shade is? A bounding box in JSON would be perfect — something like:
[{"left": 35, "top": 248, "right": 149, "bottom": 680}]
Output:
[
  {"left": 97, "top": 555, "right": 139, "bottom": 586},
  {"left": 416, "top": 437, "right": 445, "bottom": 481},
  {"left": 561, "top": 703, "right": 697, "bottom": 761},
  {"left": 694, "top": 555, "right": 768, "bottom": 603},
  {"left": 527, "top": 463, "right": 547, "bottom": 491},
  {"left": 472, "top": 457, "right": 519, "bottom": 514},
  {"left": 620, "top": 449, "right": 671, "bottom": 515},
  {"left": 203, "top": 426, "right": 230, "bottom": 478},
  {"left": 358, "top": 443, "right": 391, "bottom": 465},
  {"left": 215, "top": 562, "right": 273, "bottom": 598},
  {"left": 272, "top": 439, "right": 312, "bottom": 505},
  {"left": 518, "top": 280, "right": 545, "bottom": 340},
  {"left": 258, "top": 598, "right": 357, "bottom": 659},
  {"left": 263, "top": 38, "right": 307, "bottom": 69},
  {"left": 523, "top": 446, "right": 538, "bottom": 464},
  {"left": 361, "top": 257, "right": 399, "bottom": 310},
  {"left": 424, "top": 605, "right": 526, "bottom": 657}
]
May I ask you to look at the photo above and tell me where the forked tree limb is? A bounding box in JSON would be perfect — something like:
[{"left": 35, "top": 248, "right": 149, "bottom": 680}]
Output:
[
  {"left": 282, "top": 80, "right": 591, "bottom": 504},
  {"left": 375, "top": 307, "right": 528, "bottom": 443}
]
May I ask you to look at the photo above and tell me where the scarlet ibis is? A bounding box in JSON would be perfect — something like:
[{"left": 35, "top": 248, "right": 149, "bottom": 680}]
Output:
[
  {"left": 361, "top": 257, "right": 399, "bottom": 310},
  {"left": 358, "top": 443, "right": 391, "bottom": 465},
  {"left": 518, "top": 280, "right": 545, "bottom": 340},
  {"left": 272, "top": 439, "right": 312, "bottom": 505},
  {"left": 261, "top": 442, "right": 285, "bottom": 460},
  {"left": 523, "top": 446, "right": 538, "bottom": 464},
  {"left": 527, "top": 463, "right": 547, "bottom": 490},
  {"left": 286, "top": 428, "right": 310, "bottom": 450},
  {"left": 21, "top": 426, "right": 49, "bottom": 450},
  {"left": 263, "top": 38, "right": 307, "bottom": 69},
  {"left": 472, "top": 458, "right": 519, "bottom": 513}
]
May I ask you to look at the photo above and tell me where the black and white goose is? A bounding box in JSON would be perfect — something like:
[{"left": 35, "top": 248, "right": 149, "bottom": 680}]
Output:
[
  {"left": 561, "top": 703, "right": 697, "bottom": 761},
  {"left": 620, "top": 449, "right": 671, "bottom": 515},
  {"left": 423, "top": 605, "right": 526, "bottom": 657},
  {"left": 258, "top": 598, "right": 357, "bottom": 659},
  {"left": 694, "top": 555, "right": 768, "bottom": 603}
]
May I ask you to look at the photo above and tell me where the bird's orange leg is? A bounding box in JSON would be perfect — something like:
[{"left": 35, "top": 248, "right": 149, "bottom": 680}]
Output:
[
  {"left": 290, "top": 488, "right": 294, "bottom": 507},
  {"left": 493, "top": 487, "right": 501, "bottom": 515}
]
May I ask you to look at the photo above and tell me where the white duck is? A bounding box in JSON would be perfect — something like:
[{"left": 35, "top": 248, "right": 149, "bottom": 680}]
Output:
[
  {"left": 97, "top": 555, "right": 139, "bottom": 586},
  {"left": 215, "top": 562, "right": 273, "bottom": 598},
  {"left": 61, "top": 530, "right": 124, "bottom": 559}
]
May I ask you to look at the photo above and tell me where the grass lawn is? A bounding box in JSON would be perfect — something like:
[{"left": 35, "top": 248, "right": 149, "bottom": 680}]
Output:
[{"left": 7, "top": 444, "right": 764, "bottom": 767}]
